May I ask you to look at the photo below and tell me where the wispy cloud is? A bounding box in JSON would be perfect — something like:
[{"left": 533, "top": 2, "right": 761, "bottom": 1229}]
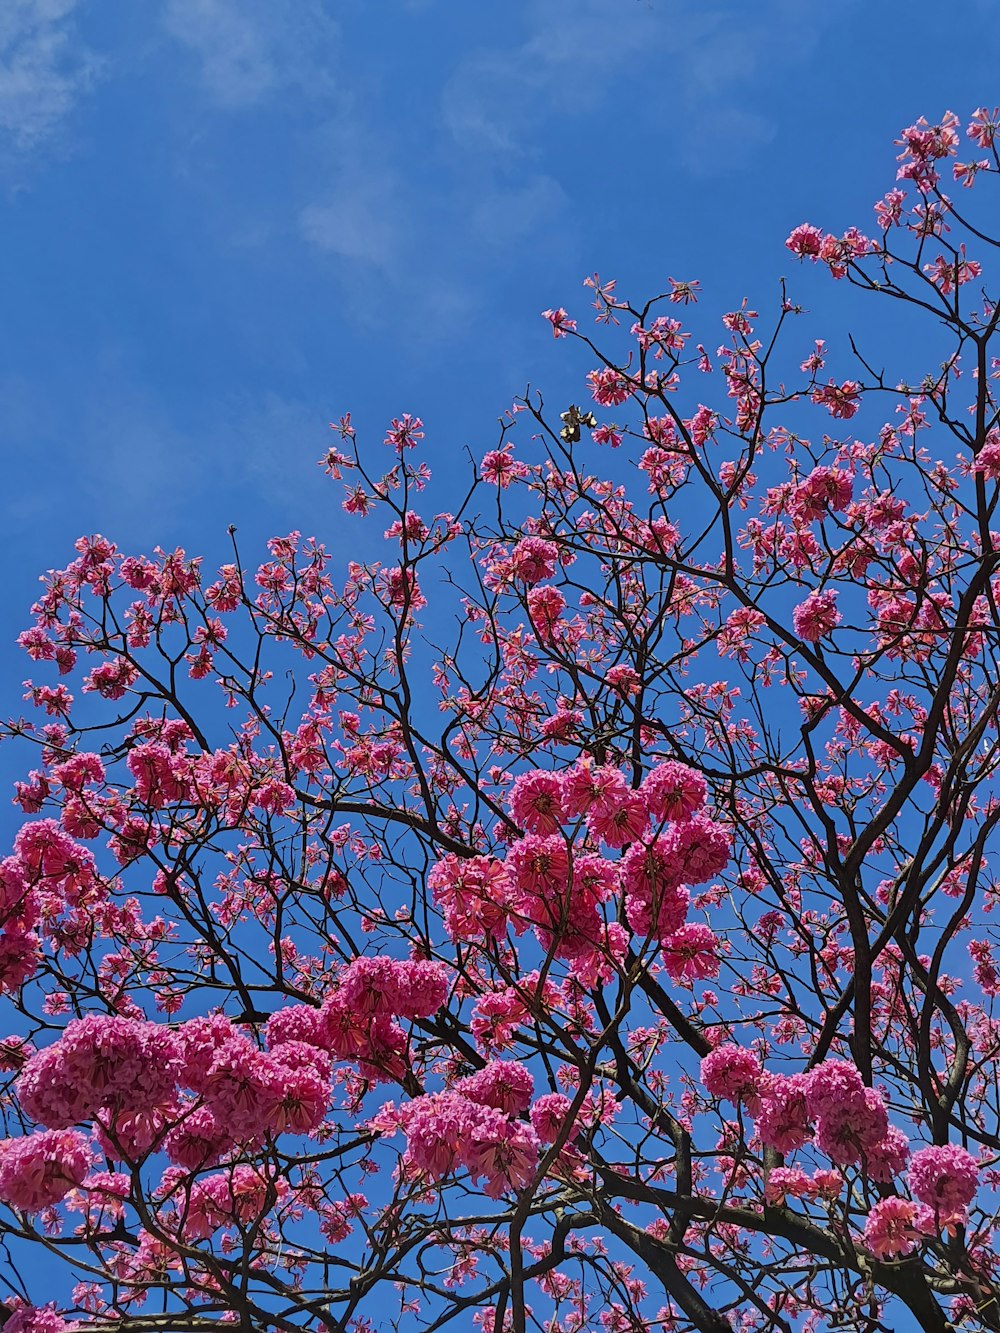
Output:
[
  {"left": 0, "top": 0, "right": 102, "bottom": 157},
  {"left": 441, "top": 0, "right": 823, "bottom": 173},
  {"left": 299, "top": 158, "right": 399, "bottom": 267},
  {"left": 162, "top": 0, "right": 339, "bottom": 109}
]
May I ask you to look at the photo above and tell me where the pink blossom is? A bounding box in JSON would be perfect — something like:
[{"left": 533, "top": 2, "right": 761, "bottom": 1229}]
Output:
[
  {"left": 4, "top": 1306, "right": 73, "bottom": 1333},
  {"left": 756, "top": 1074, "right": 813, "bottom": 1154},
  {"left": 810, "top": 381, "right": 861, "bottom": 420},
  {"left": 463, "top": 1113, "right": 540, "bottom": 1198},
  {"left": 700, "top": 1045, "right": 763, "bottom": 1106},
  {"left": 456, "top": 1061, "right": 534, "bottom": 1115},
  {"left": 264, "top": 1004, "right": 325, "bottom": 1050},
  {"left": 864, "top": 1197, "right": 934, "bottom": 1259},
  {"left": 178, "top": 1013, "right": 236, "bottom": 1094},
  {"left": 972, "top": 440, "right": 1000, "bottom": 481},
  {"left": 505, "top": 835, "right": 570, "bottom": 896},
  {"left": 641, "top": 761, "right": 707, "bottom": 823},
  {"left": 658, "top": 813, "right": 731, "bottom": 885},
  {"left": 526, "top": 585, "right": 567, "bottom": 641},
  {"left": 510, "top": 538, "right": 559, "bottom": 584},
  {"left": 0, "top": 1129, "right": 92, "bottom": 1211},
  {"left": 530, "top": 1092, "right": 588, "bottom": 1144},
  {"left": 804, "top": 1059, "right": 865, "bottom": 1121},
  {"left": 509, "top": 770, "right": 567, "bottom": 834},
  {"left": 791, "top": 467, "right": 853, "bottom": 520},
  {"left": 17, "top": 1016, "right": 183, "bottom": 1129},
  {"left": 866, "top": 1125, "right": 911, "bottom": 1183},
  {"left": 163, "top": 1105, "right": 233, "bottom": 1170},
  {"left": 392, "top": 958, "right": 450, "bottom": 1019},
  {"left": 541, "top": 308, "right": 576, "bottom": 338},
  {"left": 659, "top": 922, "right": 720, "bottom": 983},
  {"left": 793, "top": 590, "right": 841, "bottom": 643},
  {"left": 785, "top": 224, "right": 823, "bottom": 258},
  {"left": 199, "top": 1038, "right": 284, "bottom": 1140},
  {"left": 908, "top": 1144, "right": 979, "bottom": 1217},
  {"left": 764, "top": 1166, "right": 815, "bottom": 1204},
  {"left": 562, "top": 759, "right": 628, "bottom": 818},
  {"left": 429, "top": 854, "right": 511, "bottom": 942},
  {"left": 587, "top": 367, "right": 632, "bottom": 407},
  {"left": 585, "top": 787, "right": 648, "bottom": 849},
  {"left": 814, "top": 1086, "right": 889, "bottom": 1167}
]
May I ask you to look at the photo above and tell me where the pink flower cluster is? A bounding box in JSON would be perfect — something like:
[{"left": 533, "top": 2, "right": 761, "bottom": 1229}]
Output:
[
  {"left": 399, "top": 1086, "right": 540, "bottom": 1199},
  {"left": 863, "top": 1143, "right": 980, "bottom": 1259},
  {"left": 3, "top": 1306, "right": 72, "bottom": 1333},
  {"left": 0, "top": 1128, "right": 92, "bottom": 1211},
  {"left": 429, "top": 759, "right": 728, "bottom": 965},
  {"left": 16, "top": 1015, "right": 184, "bottom": 1129},
  {"left": 908, "top": 1143, "right": 979, "bottom": 1220},
  {"left": 863, "top": 1197, "right": 935, "bottom": 1259},
  {"left": 9, "top": 956, "right": 450, "bottom": 1173},
  {"left": 701, "top": 1051, "right": 914, "bottom": 1176},
  {"left": 159, "top": 1162, "right": 289, "bottom": 1241},
  {"left": 0, "top": 819, "right": 103, "bottom": 993}
]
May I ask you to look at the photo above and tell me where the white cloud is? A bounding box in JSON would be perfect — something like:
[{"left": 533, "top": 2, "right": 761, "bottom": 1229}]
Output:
[
  {"left": 300, "top": 172, "right": 398, "bottom": 266},
  {"left": 0, "top": 0, "right": 101, "bottom": 155},
  {"left": 441, "top": 0, "right": 830, "bottom": 169},
  {"left": 162, "top": 0, "right": 339, "bottom": 109},
  {"left": 470, "top": 173, "right": 567, "bottom": 246}
]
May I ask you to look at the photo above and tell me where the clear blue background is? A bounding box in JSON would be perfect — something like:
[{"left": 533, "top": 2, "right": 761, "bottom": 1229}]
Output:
[{"left": 2, "top": 0, "right": 999, "bottom": 763}]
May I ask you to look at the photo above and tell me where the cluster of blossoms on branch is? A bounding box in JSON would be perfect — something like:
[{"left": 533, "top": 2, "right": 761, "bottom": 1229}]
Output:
[{"left": 3, "top": 107, "right": 1000, "bottom": 1333}]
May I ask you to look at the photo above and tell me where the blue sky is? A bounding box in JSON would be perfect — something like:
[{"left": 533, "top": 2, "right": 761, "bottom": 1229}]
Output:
[{"left": 2, "top": 0, "right": 1000, "bottom": 743}]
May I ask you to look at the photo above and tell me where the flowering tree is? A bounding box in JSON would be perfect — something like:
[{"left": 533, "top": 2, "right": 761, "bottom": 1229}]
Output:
[{"left": 3, "top": 108, "right": 1000, "bottom": 1333}]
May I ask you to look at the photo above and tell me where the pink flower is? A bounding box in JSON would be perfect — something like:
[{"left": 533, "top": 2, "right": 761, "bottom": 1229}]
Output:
[
  {"left": 814, "top": 1086, "right": 889, "bottom": 1167},
  {"left": 756, "top": 1074, "right": 813, "bottom": 1154},
  {"left": 765, "top": 1166, "right": 815, "bottom": 1204},
  {"left": 199, "top": 1038, "right": 282, "bottom": 1140},
  {"left": 972, "top": 440, "right": 1000, "bottom": 481},
  {"left": 660, "top": 923, "right": 720, "bottom": 983},
  {"left": 392, "top": 958, "right": 450, "bottom": 1019},
  {"left": 620, "top": 840, "right": 683, "bottom": 901},
  {"left": 530, "top": 1092, "right": 589, "bottom": 1144},
  {"left": 400, "top": 1092, "right": 476, "bottom": 1179},
  {"left": 562, "top": 759, "right": 628, "bottom": 818},
  {"left": 265, "top": 1004, "right": 325, "bottom": 1050},
  {"left": 864, "top": 1197, "right": 934, "bottom": 1259},
  {"left": 17, "top": 1016, "right": 183, "bottom": 1129},
  {"left": 429, "top": 854, "right": 511, "bottom": 942},
  {"left": 786, "top": 224, "right": 823, "bottom": 258},
  {"left": 509, "top": 770, "right": 567, "bottom": 834},
  {"left": 792, "top": 590, "right": 841, "bottom": 643},
  {"left": 4, "top": 1306, "right": 72, "bottom": 1333},
  {"left": 908, "top": 1144, "right": 979, "bottom": 1218},
  {"left": 587, "top": 367, "right": 632, "bottom": 406},
  {"left": 700, "top": 1045, "right": 762, "bottom": 1106},
  {"left": 0, "top": 1129, "right": 92, "bottom": 1211},
  {"left": 526, "top": 585, "right": 567, "bottom": 641},
  {"left": 464, "top": 1114, "right": 540, "bottom": 1198},
  {"left": 658, "top": 813, "right": 731, "bottom": 885},
  {"left": 585, "top": 788, "right": 648, "bottom": 849},
  {"left": 456, "top": 1061, "right": 534, "bottom": 1116},
  {"left": 791, "top": 467, "right": 853, "bottom": 520},
  {"left": 510, "top": 538, "right": 559, "bottom": 584},
  {"left": 480, "top": 445, "right": 528, "bottom": 488},
  {"left": 866, "top": 1125, "right": 911, "bottom": 1183},
  {"left": 804, "top": 1060, "right": 865, "bottom": 1121},
  {"left": 163, "top": 1105, "right": 233, "bottom": 1170},
  {"left": 541, "top": 308, "right": 576, "bottom": 338},
  {"left": 506, "top": 835, "right": 570, "bottom": 896},
  {"left": 810, "top": 381, "right": 861, "bottom": 420},
  {"left": 641, "top": 761, "right": 707, "bottom": 823}
]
